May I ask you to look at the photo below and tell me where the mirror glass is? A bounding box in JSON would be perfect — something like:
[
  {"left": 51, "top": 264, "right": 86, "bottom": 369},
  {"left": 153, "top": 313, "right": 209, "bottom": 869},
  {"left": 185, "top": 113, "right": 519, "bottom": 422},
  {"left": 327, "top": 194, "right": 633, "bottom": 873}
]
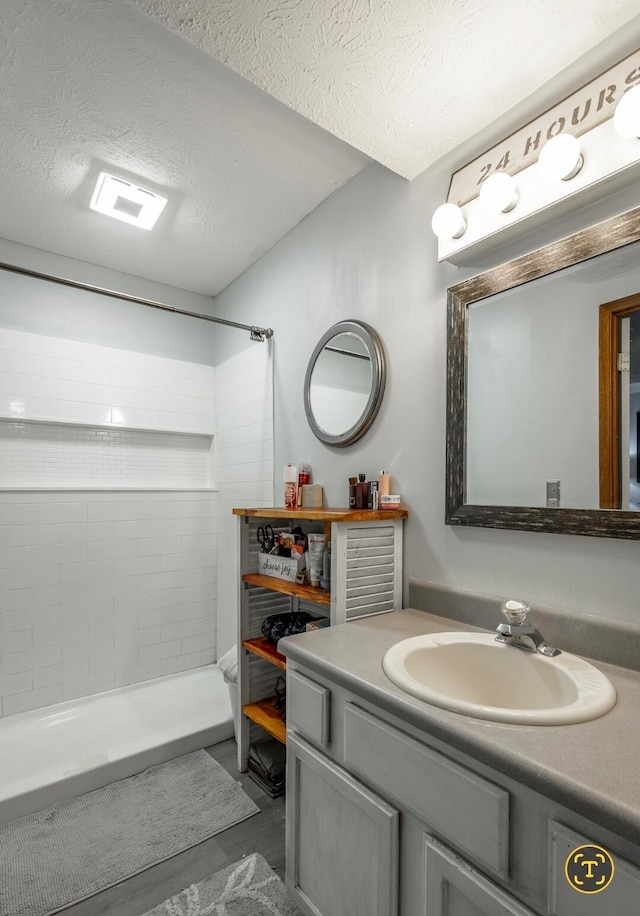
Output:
[
  {"left": 304, "top": 320, "right": 385, "bottom": 447},
  {"left": 446, "top": 206, "right": 640, "bottom": 539}
]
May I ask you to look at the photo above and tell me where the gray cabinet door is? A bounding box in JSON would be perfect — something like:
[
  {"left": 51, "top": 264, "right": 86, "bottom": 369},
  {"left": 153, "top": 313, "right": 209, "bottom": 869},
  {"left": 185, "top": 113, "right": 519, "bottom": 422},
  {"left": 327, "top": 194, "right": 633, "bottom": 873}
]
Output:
[
  {"left": 424, "top": 837, "right": 535, "bottom": 916},
  {"left": 286, "top": 733, "right": 399, "bottom": 916}
]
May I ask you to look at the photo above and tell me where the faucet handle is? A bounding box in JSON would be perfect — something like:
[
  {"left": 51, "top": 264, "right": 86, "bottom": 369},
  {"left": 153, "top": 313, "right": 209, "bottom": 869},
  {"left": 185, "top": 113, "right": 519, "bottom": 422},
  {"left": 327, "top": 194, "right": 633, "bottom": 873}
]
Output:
[{"left": 501, "top": 600, "right": 529, "bottom": 626}]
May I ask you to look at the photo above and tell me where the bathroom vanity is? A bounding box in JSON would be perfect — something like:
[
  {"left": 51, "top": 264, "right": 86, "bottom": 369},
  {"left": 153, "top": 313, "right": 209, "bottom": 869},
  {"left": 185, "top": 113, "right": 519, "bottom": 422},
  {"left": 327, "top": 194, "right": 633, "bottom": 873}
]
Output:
[{"left": 280, "top": 582, "right": 640, "bottom": 916}]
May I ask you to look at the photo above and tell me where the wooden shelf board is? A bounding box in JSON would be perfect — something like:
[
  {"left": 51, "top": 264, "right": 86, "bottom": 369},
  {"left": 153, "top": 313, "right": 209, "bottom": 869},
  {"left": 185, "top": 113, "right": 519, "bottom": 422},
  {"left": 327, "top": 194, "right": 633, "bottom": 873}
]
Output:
[
  {"left": 233, "top": 506, "right": 409, "bottom": 521},
  {"left": 242, "top": 573, "right": 331, "bottom": 606},
  {"left": 242, "top": 698, "right": 286, "bottom": 744},
  {"left": 243, "top": 637, "right": 287, "bottom": 670}
]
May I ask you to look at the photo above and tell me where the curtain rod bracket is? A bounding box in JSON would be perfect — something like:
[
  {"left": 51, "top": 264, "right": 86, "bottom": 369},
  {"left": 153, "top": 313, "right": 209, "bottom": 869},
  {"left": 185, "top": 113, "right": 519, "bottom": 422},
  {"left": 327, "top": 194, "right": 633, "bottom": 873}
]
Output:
[{"left": 250, "top": 326, "right": 273, "bottom": 342}]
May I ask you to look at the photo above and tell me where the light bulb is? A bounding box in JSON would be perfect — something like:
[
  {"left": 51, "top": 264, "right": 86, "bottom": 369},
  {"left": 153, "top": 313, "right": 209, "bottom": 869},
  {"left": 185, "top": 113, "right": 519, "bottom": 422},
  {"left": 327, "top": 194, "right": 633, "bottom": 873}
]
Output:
[
  {"left": 431, "top": 203, "right": 466, "bottom": 240},
  {"left": 538, "top": 134, "right": 583, "bottom": 181},
  {"left": 613, "top": 85, "right": 640, "bottom": 139},
  {"left": 478, "top": 172, "right": 519, "bottom": 213}
]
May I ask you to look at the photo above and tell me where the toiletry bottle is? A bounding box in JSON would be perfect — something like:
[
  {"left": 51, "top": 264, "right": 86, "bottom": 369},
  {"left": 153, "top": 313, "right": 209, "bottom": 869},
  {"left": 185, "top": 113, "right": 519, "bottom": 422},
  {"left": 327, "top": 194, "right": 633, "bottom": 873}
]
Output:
[
  {"left": 297, "top": 463, "right": 311, "bottom": 507},
  {"left": 348, "top": 477, "right": 357, "bottom": 508},
  {"left": 322, "top": 539, "right": 331, "bottom": 592},
  {"left": 369, "top": 480, "right": 379, "bottom": 510},
  {"left": 379, "top": 470, "right": 390, "bottom": 497},
  {"left": 356, "top": 473, "right": 368, "bottom": 509},
  {"left": 284, "top": 464, "right": 298, "bottom": 509}
]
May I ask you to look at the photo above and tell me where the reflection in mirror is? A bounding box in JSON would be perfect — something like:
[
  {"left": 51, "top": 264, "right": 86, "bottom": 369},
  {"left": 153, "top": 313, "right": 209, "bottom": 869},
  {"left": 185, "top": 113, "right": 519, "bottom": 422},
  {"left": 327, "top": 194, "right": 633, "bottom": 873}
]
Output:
[
  {"left": 309, "top": 332, "right": 372, "bottom": 435},
  {"left": 304, "top": 320, "right": 385, "bottom": 447},
  {"left": 446, "top": 206, "right": 640, "bottom": 539}
]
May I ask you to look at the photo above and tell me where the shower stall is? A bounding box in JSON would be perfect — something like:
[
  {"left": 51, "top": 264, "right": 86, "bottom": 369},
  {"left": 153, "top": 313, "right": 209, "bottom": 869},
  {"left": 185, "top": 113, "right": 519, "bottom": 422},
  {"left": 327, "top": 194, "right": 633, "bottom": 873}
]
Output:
[{"left": 0, "top": 253, "right": 274, "bottom": 820}]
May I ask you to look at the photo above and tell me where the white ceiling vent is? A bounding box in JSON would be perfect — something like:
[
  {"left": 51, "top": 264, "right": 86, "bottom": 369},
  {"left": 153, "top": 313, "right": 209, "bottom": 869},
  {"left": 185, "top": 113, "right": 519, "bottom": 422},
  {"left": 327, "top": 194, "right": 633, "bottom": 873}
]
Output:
[{"left": 89, "top": 172, "right": 168, "bottom": 230}]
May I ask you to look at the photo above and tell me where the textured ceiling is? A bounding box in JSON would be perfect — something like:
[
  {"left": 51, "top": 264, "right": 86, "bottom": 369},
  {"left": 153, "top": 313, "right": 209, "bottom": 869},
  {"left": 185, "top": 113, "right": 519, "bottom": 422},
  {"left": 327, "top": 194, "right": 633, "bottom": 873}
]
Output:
[
  {"left": 127, "top": 0, "right": 640, "bottom": 180},
  {"left": 2, "top": 1, "right": 640, "bottom": 298},
  {"left": 0, "top": 0, "right": 367, "bottom": 296}
]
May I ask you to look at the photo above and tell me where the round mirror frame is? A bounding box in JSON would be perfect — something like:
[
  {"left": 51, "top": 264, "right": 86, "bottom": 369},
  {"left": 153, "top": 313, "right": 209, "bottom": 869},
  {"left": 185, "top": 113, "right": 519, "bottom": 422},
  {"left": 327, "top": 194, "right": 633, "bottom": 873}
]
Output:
[{"left": 304, "top": 319, "right": 386, "bottom": 447}]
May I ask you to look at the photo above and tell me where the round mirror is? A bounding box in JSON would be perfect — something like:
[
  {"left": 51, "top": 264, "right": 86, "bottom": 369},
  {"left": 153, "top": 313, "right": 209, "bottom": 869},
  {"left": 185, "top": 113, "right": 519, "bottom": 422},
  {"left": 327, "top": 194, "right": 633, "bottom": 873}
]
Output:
[{"left": 304, "top": 320, "right": 386, "bottom": 447}]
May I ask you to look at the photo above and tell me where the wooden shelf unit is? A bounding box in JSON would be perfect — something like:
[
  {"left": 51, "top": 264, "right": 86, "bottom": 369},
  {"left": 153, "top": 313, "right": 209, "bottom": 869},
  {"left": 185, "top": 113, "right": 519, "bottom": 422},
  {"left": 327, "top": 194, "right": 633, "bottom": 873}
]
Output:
[
  {"left": 241, "top": 573, "right": 331, "bottom": 606},
  {"left": 242, "top": 697, "right": 286, "bottom": 744},
  {"left": 242, "top": 636, "right": 287, "bottom": 670},
  {"left": 235, "top": 506, "right": 408, "bottom": 771}
]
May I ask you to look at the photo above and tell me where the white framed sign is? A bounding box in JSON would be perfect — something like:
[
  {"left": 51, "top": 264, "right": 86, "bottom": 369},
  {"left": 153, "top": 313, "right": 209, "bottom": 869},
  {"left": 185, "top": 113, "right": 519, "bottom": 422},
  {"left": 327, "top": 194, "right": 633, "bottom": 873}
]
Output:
[{"left": 448, "top": 48, "right": 640, "bottom": 207}]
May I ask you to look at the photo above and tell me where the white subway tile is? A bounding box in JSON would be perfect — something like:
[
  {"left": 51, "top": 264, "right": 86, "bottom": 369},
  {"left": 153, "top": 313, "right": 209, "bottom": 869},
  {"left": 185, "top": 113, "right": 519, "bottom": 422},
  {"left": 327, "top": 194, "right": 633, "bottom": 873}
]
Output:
[
  {"left": 89, "top": 650, "right": 137, "bottom": 676},
  {"left": 161, "top": 551, "right": 215, "bottom": 572},
  {"left": 60, "top": 597, "right": 114, "bottom": 622},
  {"left": 3, "top": 644, "right": 62, "bottom": 675},
  {"left": 0, "top": 670, "right": 33, "bottom": 696},
  {"left": 63, "top": 634, "right": 114, "bottom": 662},
  {"left": 113, "top": 612, "right": 139, "bottom": 633},
  {"left": 114, "top": 627, "right": 161, "bottom": 651},
  {"left": 137, "top": 570, "right": 182, "bottom": 593},
  {"left": 0, "top": 328, "right": 26, "bottom": 351},
  {"left": 160, "top": 617, "right": 212, "bottom": 642},
  {"left": 31, "top": 543, "right": 88, "bottom": 566},
  {"left": 3, "top": 685, "right": 62, "bottom": 716},
  {"left": 0, "top": 546, "right": 32, "bottom": 569},
  {"left": 63, "top": 673, "right": 115, "bottom": 701},
  {"left": 30, "top": 503, "right": 88, "bottom": 525},
  {"left": 181, "top": 566, "right": 216, "bottom": 587},
  {"left": 33, "top": 620, "right": 89, "bottom": 648},
  {"left": 86, "top": 539, "right": 139, "bottom": 561},
  {"left": 114, "top": 662, "right": 162, "bottom": 687},
  {"left": 33, "top": 659, "right": 88, "bottom": 688},
  {"left": 137, "top": 536, "right": 183, "bottom": 556},
  {"left": 182, "top": 631, "right": 216, "bottom": 654},
  {"left": 138, "top": 605, "right": 183, "bottom": 629},
  {"left": 57, "top": 360, "right": 113, "bottom": 385},
  {"left": 160, "top": 653, "right": 202, "bottom": 676},
  {"left": 60, "top": 559, "right": 114, "bottom": 584},
  {"left": 1, "top": 604, "right": 61, "bottom": 631},
  {"left": 1, "top": 629, "right": 32, "bottom": 654},
  {"left": 0, "top": 564, "right": 60, "bottom": 591},
  {"left": 138, "top": 639, "right": 181, "bottom": 664},
  {"left": 87, "top": 617, "right": 116, "bottom": 637},
  {"left": 0, "top": 505, "right": 30, "bottom": 526}
]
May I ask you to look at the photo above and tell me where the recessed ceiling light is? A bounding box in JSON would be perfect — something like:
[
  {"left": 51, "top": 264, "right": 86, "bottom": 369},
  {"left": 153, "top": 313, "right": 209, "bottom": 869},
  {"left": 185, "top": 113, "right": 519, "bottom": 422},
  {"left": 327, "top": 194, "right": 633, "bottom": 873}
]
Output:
[{"left": 89, "top": 172, "right": 167, "bottom": 230}]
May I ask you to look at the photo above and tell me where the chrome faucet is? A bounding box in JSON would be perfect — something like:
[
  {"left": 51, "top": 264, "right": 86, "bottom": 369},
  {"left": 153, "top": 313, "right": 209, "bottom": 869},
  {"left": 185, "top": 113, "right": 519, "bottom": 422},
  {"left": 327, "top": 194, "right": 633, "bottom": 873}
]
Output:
[{"left": 495, "top": 600, "right": 561, "bottom": 657}]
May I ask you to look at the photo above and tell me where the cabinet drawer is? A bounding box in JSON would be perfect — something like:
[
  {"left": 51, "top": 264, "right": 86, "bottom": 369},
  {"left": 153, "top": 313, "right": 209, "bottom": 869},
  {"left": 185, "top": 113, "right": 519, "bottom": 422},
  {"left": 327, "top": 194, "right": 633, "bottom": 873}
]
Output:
[
  {"left": 344, "top": 703, "right": 509, "bottom": 879},
  {"left": 548, "top": 820, "right": 640, "bottom": 916},
  {"left": 287, "top": 669, "right": 330, "bottom": 748}
]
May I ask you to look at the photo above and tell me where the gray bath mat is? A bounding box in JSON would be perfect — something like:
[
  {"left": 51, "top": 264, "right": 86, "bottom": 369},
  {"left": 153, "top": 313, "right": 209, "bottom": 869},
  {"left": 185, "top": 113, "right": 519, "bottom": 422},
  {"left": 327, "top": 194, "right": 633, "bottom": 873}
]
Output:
[
  {"left": 140, "top": 853, "right": 300, "bottom": 916},
  {"left": 0, "top": 749, "right": 259, "bottom": 916}
]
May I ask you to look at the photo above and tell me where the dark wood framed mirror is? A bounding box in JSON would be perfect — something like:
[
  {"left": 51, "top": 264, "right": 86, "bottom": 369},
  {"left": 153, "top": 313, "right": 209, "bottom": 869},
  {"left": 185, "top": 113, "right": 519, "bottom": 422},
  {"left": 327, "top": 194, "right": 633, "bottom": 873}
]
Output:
[{"left": 446, "top": 205, "right": 640, "bottom": 540}]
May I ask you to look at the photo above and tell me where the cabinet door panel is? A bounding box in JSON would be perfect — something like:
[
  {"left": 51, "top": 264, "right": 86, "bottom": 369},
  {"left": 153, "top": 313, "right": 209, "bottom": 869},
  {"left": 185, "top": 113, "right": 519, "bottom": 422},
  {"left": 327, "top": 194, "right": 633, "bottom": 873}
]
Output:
[
  {"left": 286, "top": 733, "right": 399, "bottom": 916},
  {"left": 345, "top": 702, "right": 509, "bottom": 879},
  {"left": 424, "top": 837, "right": 535, "bottom": 916},
  {"left": 548, "top": 820, "right": 640, "bottom": 916}
]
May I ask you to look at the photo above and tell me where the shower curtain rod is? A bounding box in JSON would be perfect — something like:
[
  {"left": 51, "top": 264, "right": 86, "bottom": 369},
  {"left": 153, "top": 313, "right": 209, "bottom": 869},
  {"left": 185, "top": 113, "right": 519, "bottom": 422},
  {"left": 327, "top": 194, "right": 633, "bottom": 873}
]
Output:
[{"left": 0, "top": 262, "right": 274, "bottom": 342}]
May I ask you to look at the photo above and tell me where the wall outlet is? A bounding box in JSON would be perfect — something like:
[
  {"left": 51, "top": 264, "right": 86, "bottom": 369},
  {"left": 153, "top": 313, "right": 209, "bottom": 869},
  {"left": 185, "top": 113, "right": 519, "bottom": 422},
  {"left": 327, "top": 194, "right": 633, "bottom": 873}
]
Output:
[{"left": 546, "top": 479, "right": 560, "bottom": 508}]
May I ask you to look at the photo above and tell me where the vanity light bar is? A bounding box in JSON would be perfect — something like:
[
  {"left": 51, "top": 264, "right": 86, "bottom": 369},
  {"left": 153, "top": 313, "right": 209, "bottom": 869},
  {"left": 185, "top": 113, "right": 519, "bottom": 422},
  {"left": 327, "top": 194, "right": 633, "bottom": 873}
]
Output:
[{"left": 432, "top": 52, "right": 640, "bottom": 261}]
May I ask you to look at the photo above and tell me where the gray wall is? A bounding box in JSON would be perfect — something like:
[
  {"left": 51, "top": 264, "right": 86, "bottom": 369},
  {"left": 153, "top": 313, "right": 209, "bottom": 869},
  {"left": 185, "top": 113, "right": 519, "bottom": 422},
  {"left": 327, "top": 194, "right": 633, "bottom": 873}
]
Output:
[{"left": 212, "top": 159, "right": 640, "bottom": 626}]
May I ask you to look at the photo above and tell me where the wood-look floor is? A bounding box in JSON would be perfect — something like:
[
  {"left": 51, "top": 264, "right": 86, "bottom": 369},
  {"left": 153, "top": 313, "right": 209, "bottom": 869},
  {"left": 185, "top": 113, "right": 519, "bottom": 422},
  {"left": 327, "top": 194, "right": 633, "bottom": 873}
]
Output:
[{"left": 60, "top": 739, "right": 286, "bottom": 916}]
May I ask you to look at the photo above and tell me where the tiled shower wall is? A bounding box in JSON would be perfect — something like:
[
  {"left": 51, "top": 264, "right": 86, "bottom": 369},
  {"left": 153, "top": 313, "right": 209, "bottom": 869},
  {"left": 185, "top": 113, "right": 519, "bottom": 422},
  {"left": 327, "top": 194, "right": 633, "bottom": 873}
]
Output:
[
  {"left": 215, "top": 341, "right": 274, "bottom": 656},
  {"left": 0, "top": 328, "right": 273, "bottom": 717}
]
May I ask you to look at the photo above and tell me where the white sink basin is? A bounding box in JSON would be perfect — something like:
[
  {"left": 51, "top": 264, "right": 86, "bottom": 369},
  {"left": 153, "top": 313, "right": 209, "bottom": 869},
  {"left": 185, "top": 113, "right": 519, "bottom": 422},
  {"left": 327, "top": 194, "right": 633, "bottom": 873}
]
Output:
[{"left": 382, "top": 632, "right": 616, "bottom": 725}]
